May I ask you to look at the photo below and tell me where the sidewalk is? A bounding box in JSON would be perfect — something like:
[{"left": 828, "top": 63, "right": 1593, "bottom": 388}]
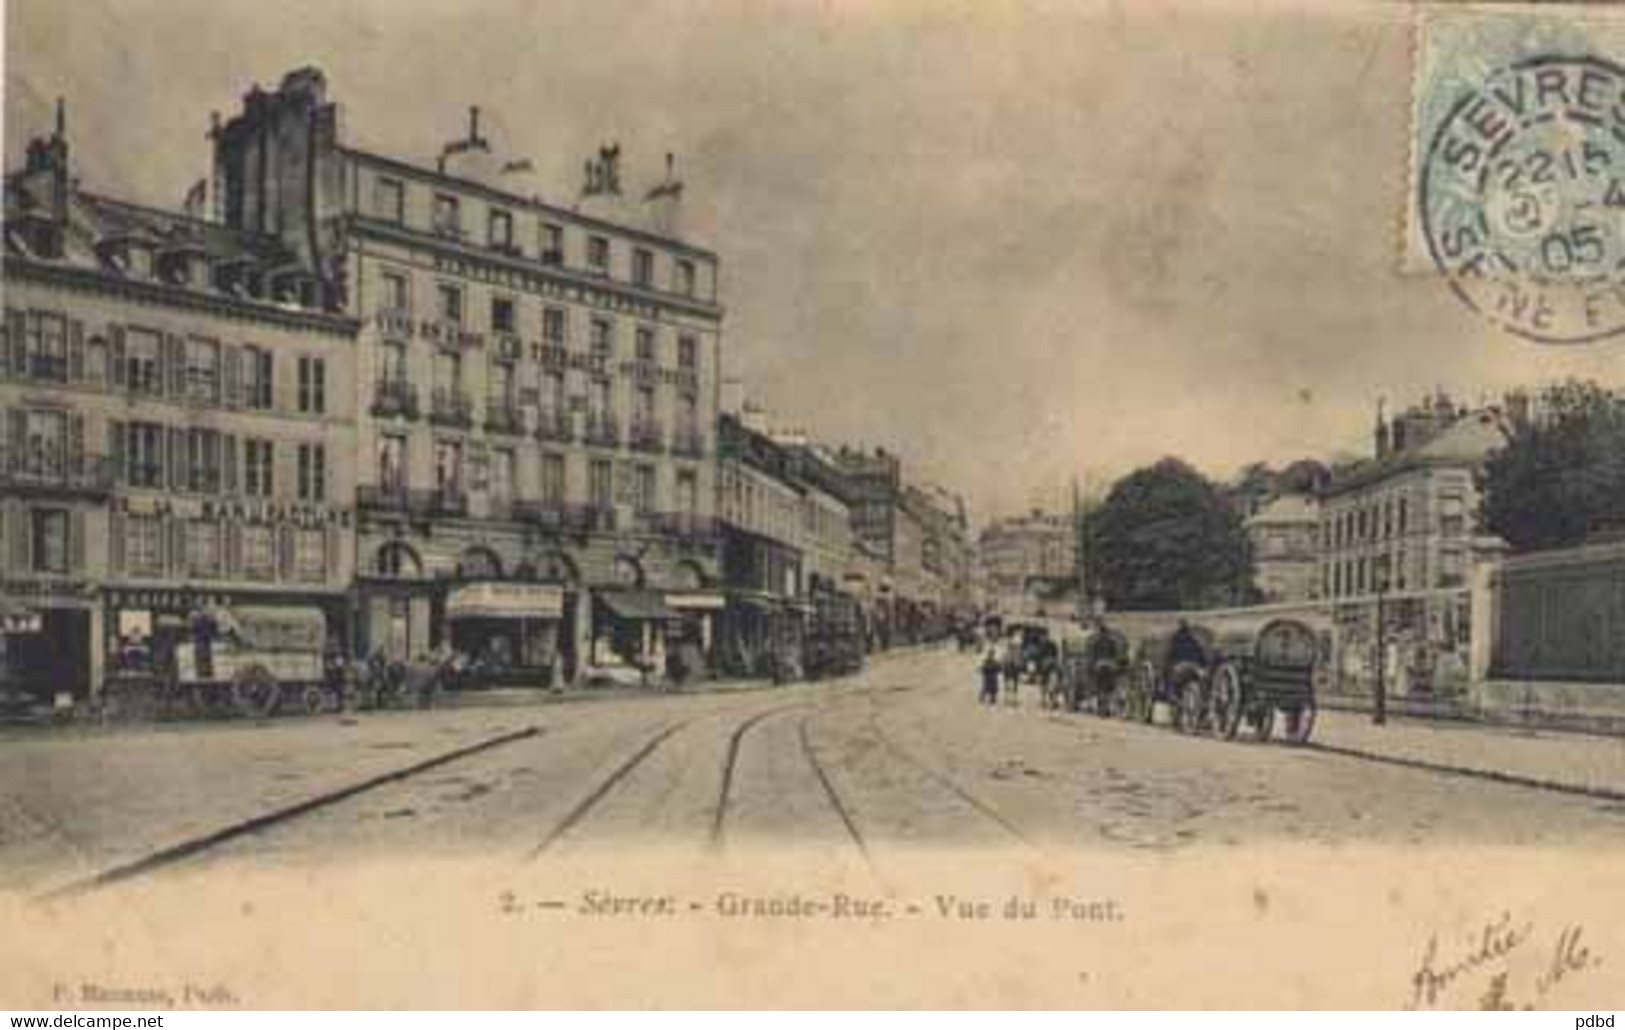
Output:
[{"left": 1311, "top": 707, "right": 1625, "bottom": 799}]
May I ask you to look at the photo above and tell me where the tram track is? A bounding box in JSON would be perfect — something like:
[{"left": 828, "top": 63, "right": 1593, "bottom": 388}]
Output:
[{"left": 36, "top": 724, "right": 544, "bottom": 904}]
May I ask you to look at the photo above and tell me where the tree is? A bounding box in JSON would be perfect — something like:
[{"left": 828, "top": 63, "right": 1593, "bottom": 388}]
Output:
[
  {"left": 1483, "top": 380, "right": 1625, "bottom": 552},
  {"left": 1085, "top": 458, "right": 1258, "bottom": 611}
]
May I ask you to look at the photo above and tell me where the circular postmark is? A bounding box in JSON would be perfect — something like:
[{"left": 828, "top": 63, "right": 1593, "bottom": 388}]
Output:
[{"left": 1420, "top": 54, "right": 1625, "bottom": 344}]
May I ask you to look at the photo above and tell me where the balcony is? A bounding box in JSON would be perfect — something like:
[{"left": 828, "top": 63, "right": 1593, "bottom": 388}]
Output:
[
  {"left": 484, "top": 398, "right": 526, "bottom": 436},
  {"left": 583, "top": 411, "right": 620, "bottom": 448},
  {"left": 540, "top": 249, "right": 564, "bottom": 267},
  {"left": 430, "top": 388, "right": 474, "bottom": 428},
  {"left": 491, "top": 333, "right": 524, "bottom": 362},
  {"left": 431, "top": 219, "right": 466, "bottom": 242},
  {"left": 0, "top": 447, "right": 115, "bottom": 497},
  {"left": 430, "top": 485, "right": 469, "bottom": 517},
  {"left": 422, "top": 319, "right": 484, "bottom": 350},
  {"left": 358, "top": 484, "right": 412, "bottom": 511},
  {"left": 371, "top": 378, "right": 420, "bottom": 419},
  {"left": 513, "top": 498, "right": 567, "bottom": 530},
  {"left": 25, "top": 354, "right": 69, "bottom": 383},
  {"left": 564, "top": 502, "right": 618, "bottom": 533},
  {"left": 643, "top": 511, "right": 719, "bottom": 545},
  {"left": 627, "top": 419, "right": 665, "bottom": 454},
  {"left": 535, "top": 408, "right": 575, "bottom": 443},
  {"left": 540, "top": 343, "right": 569, "bottom": 371},
  {"left": 671, "top": 425, "right": 706, "bottom": 459},
  {"left": 373, "top": 309, "right": 414, "bottom": 339}
]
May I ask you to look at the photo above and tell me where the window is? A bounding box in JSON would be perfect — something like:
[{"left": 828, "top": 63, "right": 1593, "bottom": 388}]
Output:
[
  {"left": 293, "top": 529, "right": 326, "bottom": 582},
  {"left": 544, "top": 371, "right": 566, "bottom": 414},
  {"left": 589, "top": 459, "right": 614, "bottom": 509},
  {"left": 183, "top": 519, "right": 221, "bottom": 578},
  {"left": 492, "top": 295, "right": 516, "bottom": 334},
  {"left": 297, "top": 443, "right": 327, "bottom": 502},
  {"left": 636, "top": 384, "right": 656, "bottom": 424},
  {"left": 676, "top": 259, "right": 696, "bottom": 297},
  {"left": 31, "top": 508, "right": 70, "bottom": 574},
  {"left": 184, "top": 337, "right": 220, "bottom": 404},
  {"left": 590, "top": 318, "right": 612, "bottom": 357},
  {"left": 243, "top": 347, "right": 273, "bottom": 410},
  {"left": 634, "top": 464, "right": 656, "bottom": 514},
  {"left": 382, "top": 271, "right": 410, "bottom": 313},
  {"left": 635, "top": 326, "right": 656, "bottom": 363},
  {"left": 541, "top": 452, "right": 566, "bottom": 505},
  {"left": 125, "top": 422, "right": 163, "bottom": 488},
  {"left": 633, "top": 247, "right": 654, "bottom": 288},
  {"left": 25, "top": 313, "right": 68, "bottom": 381},
  {"left": 490, "top": 448, "right": 515, "bottom": 504},
  {"left": 489, "top": 361, "right": 515, "bottom": 407},
  {"left": 541, "top": 223, "right": 564, "bottom": 262},
  {"left": 381, "top": 341, "right": 408, "bottom": 384},
  {"left": 435, "top": 439, "right": 463, "bottom": 492},
  {"left": 379, "top": 434, "right": 407, "bottom": 492},
  {"left": 374, "top": 177, "right": 405, "bottom": 223},
  {"left": 434, "top": 350, "right": 463, "bottom": 395},
  {"left": 297, "top": 356, "right": 326, "bottom": 414},
  {"left": 489, "top": 209, "right": 513, "bottom": 250},
  {"left": 125, "top": 514, "right": 164, "bottom": 577},
  {"left": 244, "top": 439, "right": 274, "bottom": 498},
  {"left": 543, "top": 307, "right": 567, "bottom": 343},
  {"left": 438, "top": 283, "right": 463, "bottom": 325},
  {"left": 679, "top": 392, "right": 698, "bottom": 432},
  {"left": 187, "top": 429, "right": 222, "bottom": 493},
  {"left": 677, "top": 335, "right": 698, "bottom": 369},
  {"left": 125, "top": 328, "right": 162, "bottom": 395},
  {"left": 590, "top": 378, "right": 612, "bottom": 419},
  {"left": 242, "top": 524, "right": 276, "bottom": 579},
  {"left": 433, "top": 193, "right": 461, "bottom": 236},
  {"left": 677, "top": 469, "right": 698, "bottom": 516},
  {"left": 587, "top": 235, "right": 610, "bottom": 275}
]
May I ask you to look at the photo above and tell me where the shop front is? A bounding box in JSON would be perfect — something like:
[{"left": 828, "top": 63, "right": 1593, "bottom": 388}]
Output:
[
  {"left": 1, "top": 579, "right": 99, "bottom": 708},
  {"left": 445, "top": 580, "right": 566, "bottom": 687},
  {"left": 666, "top": 589, "right": 724, "bottom": 681},
  {"left": 591, "top": 588, "right": 680, "bottom": 684}
]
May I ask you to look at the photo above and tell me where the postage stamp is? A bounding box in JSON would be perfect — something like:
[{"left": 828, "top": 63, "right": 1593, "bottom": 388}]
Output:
[{"left": 1408, "top": 3, "right": 1625, "bottom": 344}]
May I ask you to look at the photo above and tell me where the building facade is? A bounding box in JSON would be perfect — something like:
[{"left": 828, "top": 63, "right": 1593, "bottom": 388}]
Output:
[
  {"left": 1319, "top": 393, "right": 1510, "bottom": 696},
  {"left": 976, "top": 509, "right": 1078, "bottom": 617},
  {"left": 1246, "top": 493, "right": 1320, "bottom": 603},
  {"left": 209, "top": 69, "right": 724, "bottom": 683},
  {"left": 1, "top": 111, "right": 359, "bottom": 704}
]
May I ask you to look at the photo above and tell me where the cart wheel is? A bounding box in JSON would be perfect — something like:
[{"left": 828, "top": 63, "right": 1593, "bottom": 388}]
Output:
[
  {"left": 1134, "top": 663, "right": 1157, "bottom": 723},
  {"left": 1283, "top": 702, "right": 1316, "bottom": 745},
  {"left": 1252, "top": 706, "right": 1275, "bottom": 743},
  {"left": 1209, "top": 664, "right": 1245, "bottom": 740},
  {"left": 299, "top": 684, "right": 328, "bottom": 716},
  {"left": 232, "top": 665, "right": 281, "bottom": 719}
]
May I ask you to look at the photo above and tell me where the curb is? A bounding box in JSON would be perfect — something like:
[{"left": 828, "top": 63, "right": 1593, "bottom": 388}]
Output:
[
  {"left": 37, "top": 724, "right": 543, "bottom": 903},
  {"left": 1307, "top": 740, "right": 1625, "bottom": 805}
]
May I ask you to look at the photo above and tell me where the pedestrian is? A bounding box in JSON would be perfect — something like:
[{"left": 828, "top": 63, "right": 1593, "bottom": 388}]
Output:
[
  {"left": 1002, "top": 630, "right": 1023, "bottom": 706},
  {"left": 979, "top": 642, "right": 1001, "bottom": 705}
]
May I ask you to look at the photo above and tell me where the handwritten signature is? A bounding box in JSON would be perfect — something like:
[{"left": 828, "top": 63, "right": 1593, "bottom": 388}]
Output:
[{"left": 1406, "top": 912, "right": 1598, "bottom": 1010}]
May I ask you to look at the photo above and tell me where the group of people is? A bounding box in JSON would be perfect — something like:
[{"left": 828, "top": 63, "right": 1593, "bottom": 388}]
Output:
[{"left": 976, "top": 625, "right": 1059, "bottom": 706}]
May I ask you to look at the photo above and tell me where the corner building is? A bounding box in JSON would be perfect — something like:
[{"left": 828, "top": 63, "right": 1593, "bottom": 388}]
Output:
[
  {"left": 1, "top": 112, "right": 358, "bottom": 706},
  {"left": 212, "top": 69, "right": 724, "bottom": 682}
]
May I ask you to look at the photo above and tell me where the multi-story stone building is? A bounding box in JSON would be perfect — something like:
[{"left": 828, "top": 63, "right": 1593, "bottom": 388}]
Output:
[
  {"left": 976, "top": 509, "right": 1078, "bottom": 617},
  {"left": 0, "top": 107, "right": 358, "bottom": 705},
  {"left": 1246, "top": 493, "right": 1321, "bottom": 603},
  {"left": 716, "top": 413, "right": 807, "bottom": 673},
  {"left": 209, "top": 69, "right": 723, "bottom": 683},
  {"left": 1319, "top": 392, "right": 1510, "bottom": 694}
]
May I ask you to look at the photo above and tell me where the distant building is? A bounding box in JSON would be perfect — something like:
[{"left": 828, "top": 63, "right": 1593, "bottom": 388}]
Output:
[
  {"left": 977, "top": 509, "right": 1077, "bottom": 617},
  {"left": 1245, "top": 493, "right": 1320, "bottom": 603}
]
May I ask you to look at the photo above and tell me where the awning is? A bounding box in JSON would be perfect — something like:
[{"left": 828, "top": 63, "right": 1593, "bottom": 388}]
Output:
[
  {"left": 667, "top": 591, "right": 726, "bottom": 611},
  {"left": 448, "top": 582, "right": 565, "bottom": 620},
  {"left": 598, "top": 589, "right": 678, "bottom": 622},
  {"left": 0, "top": 598, "right": 41, "bottom": 635}
]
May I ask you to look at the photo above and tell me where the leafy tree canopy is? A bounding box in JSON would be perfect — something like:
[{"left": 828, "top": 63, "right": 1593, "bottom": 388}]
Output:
[{"left": 1484, "top": 380, "right": 1625, "bottom": 552}]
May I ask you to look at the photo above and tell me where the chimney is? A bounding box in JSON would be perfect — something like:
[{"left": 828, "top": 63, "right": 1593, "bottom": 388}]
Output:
[{"left": 644, "top": 151, "right": 685, "bottom": 237}]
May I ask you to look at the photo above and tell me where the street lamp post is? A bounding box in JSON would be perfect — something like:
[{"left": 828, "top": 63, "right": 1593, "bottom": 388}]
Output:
[{"left": 1373, "top": 567, "right": 1389, "bottom": 726}]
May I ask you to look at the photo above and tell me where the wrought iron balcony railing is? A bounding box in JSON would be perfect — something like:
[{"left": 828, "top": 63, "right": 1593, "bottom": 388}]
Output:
[
  {"left": 583, "top": 411, "right": 620, "bottom": 447},
  {"left": 627, "top": 419, "right": 665, "bottom": 454},
  {"left": 670, "top": 426, "right": 706, "bottom": 459},
  {"left": 372, "top": 378, "right": 420, "bottom": 419},
  {"left": 535, "top": 408, "right": 575, "bottom": 443},
  {"left": 0, "top": 447, "right": 115, "bottom": 496},
  {"left": 484, "top": 398, "right": 526, "bottom": 436},
  {"left": 430, "top": 388, "right": 474, "bottom": 428}
]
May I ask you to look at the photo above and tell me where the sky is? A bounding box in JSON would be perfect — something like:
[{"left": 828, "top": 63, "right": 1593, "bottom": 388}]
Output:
[{"left": 5, "top": 0, "right": 1623, "bottom": 524}]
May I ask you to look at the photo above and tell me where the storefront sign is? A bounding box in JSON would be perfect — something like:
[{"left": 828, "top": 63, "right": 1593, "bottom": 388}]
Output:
[
  {"left": 447, "top": 581, "right": 565, "bottom": 619},
  {"left": 667, "top": 591, "right": 725, "bottom": 611}
]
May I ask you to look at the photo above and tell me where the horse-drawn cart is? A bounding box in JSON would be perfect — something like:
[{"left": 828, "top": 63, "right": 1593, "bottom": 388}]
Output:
[
  {"left": 1206, "top": 618, "right": 1319, "bottom": 744},
  {"left": 1057, "top": 623, "right": 1132, "bottom": 716}
]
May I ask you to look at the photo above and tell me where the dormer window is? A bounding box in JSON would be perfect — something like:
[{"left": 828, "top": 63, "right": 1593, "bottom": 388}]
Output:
[
  {"left": 676, "top": 259, "right": 696, "bottom": 298},
  {"left": 489, "top": 209, "right": 513, "bottom": 252},
  {"left": 587, "top": 235, "right": 610, "bottom": 276},
  {"left": 433, "top": 193, "right": 462, "bottom": 238}
]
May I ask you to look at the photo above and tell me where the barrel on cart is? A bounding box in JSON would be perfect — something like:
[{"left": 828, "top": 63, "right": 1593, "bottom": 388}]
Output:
[{"left": 1207, "top": 618, "right": 1319, "bottom": 745}]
